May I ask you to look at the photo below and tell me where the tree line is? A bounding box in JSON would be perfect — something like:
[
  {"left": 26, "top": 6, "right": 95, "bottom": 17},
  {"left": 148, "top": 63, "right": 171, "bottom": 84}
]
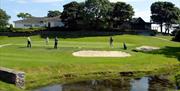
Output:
[
  {"left": 60, "top": 0, "right": 180, "bottom": 34},
  {"left": 0, "top": 0, "right": 180, "bottom": 35},
  {"left": 60, "top": 0, "right": 134, "bottom": 30},
  {"left": 16, "top": 10, "right": 61, "bottom": 19}
]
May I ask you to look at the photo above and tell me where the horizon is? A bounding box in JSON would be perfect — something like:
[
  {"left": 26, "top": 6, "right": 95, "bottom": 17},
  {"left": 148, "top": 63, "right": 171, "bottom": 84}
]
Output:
[{"left": 0, "top": 0, "right": 180, "bottom": 24}]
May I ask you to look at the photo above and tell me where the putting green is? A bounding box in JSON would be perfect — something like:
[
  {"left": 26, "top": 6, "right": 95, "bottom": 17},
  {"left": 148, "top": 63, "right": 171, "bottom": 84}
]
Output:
[{"left": 0, "top": 35, "right": 179, "bottom": 90}]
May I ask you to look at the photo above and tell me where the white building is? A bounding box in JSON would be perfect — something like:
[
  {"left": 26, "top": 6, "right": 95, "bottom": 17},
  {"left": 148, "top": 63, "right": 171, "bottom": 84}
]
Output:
[
  {"left": 14, "top": 16, "right": 64, "bottom": 28},
  {"left": 151, "top": 24, "right": 179, "bottom": 33}
]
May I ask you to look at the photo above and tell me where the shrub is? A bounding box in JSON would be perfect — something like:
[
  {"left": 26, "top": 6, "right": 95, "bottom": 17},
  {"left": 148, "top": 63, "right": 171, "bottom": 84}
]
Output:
[
  {"left": 173, "top": 30, "right": 180, "bottom": 42},
  {"left": 150, "top": 29, "right": 158, "bottom": 36},
  {"left": 0, "top": 27, "right": 10, "bottom": 32},
  {"left": 171, "top": 29, "right": 179, "bottom": 36},
  {"left": 11, "top": 27, "right": 46, "bottom": 32}
]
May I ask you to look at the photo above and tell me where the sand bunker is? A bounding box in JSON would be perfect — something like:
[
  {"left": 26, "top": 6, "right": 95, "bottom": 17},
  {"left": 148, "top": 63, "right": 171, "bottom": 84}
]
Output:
[
  {"left": 135, "top": 46, "right": 160, "bottom": 52},
  {"left": 0, "top": 44, "right": 11, "bottom": 48},
  {"left": 72, "top": 50, "right": 131, "bottom": 57}
]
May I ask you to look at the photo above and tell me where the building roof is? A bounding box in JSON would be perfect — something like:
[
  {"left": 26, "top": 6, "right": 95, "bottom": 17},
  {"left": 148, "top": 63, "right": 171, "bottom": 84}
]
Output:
[
  {"left": 130, "top": 17, "right": 151, "bottom": 24},
  {"left": 131, "top": 17, "right": 145, "bottom": 23},
  {"left": 14, "top": 16, "right": 61, "bottom": 23}
]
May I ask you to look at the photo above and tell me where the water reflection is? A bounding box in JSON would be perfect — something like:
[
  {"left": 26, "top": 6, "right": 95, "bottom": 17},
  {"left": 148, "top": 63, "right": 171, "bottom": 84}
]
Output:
[
  {"left": 34, "top": 76, "right": 178, "bottom": 91},
  {"left": 131, "top": 77, "right": 149, "bottom": 91}
]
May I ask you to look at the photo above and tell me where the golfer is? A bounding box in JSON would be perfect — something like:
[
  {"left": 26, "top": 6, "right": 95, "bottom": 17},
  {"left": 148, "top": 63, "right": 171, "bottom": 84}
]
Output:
[
  {"left": 123, "top": 42, "right": 127, "bottom": 50},
  {"left": 54, "top": 37, "right": 58, "bottom": 49},
  {"left": 46, "top": 37, "right": 49, "bottom": 45},
  {"left": 109, "top": 36, "right": 113, "bottom": 48},
  {"left": 27, "top": 37, "right": 31, "bottom": 48}
]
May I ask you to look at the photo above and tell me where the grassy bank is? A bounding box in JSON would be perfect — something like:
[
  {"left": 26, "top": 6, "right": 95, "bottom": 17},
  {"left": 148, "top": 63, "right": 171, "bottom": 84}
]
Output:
[{"left": 0, "top": 35, "right": 179, "bottom": 90}]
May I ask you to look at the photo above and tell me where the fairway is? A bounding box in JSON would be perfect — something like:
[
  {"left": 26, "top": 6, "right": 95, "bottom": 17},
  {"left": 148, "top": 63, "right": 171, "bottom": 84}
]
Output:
[{"left": 0, "top": 35, "right": 180, "bottom": 90}]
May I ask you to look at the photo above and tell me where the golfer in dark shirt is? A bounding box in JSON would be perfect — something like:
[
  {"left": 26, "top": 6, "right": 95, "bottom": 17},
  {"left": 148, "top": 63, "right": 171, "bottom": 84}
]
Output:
[
  {"left": 110, "top": 36, "right": 113, "bottom": 48},
  {"left": 54, "top": 37, "right": 58, "bottom": 49}
]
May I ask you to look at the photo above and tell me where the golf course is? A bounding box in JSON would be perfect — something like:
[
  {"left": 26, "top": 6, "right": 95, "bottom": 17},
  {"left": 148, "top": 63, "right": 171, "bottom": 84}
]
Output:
[{"left": 0, "top": 35, "right": 180, "bottom": 91}]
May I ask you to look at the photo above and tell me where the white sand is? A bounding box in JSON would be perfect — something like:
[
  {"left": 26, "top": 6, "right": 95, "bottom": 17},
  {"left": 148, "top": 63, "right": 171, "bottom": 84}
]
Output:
[
  {"left": 72, "top": 50, "right": 131, "bottom": 57},
  {"left": 135, "top": 46, "right": 160, "bottom": 52},
  {"left": 0, "top": 44, "right": 11, "bottom": 48}
]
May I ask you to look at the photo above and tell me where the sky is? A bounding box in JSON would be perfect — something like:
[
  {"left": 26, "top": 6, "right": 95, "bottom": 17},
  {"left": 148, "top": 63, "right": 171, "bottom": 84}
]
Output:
[{"left": 0, "top": 0, "right": 180, "bottom": 24}]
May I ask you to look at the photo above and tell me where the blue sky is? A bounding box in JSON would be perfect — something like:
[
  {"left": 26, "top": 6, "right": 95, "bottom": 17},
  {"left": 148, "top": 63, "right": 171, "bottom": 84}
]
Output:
[{"left": 0, "top": 0, "right": 179, "bottom": 24}]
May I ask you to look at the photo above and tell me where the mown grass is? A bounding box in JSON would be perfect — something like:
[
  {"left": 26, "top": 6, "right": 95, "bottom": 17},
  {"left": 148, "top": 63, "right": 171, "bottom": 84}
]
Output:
[
  {"left": 0, "top": 35, "right": 180, "bottom": 90},
  {"left": 155, "top": 35, "right": 174, "bottom": 40}
]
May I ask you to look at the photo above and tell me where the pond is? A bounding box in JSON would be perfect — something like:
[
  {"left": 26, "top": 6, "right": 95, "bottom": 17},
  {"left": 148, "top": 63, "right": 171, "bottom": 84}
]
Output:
[{"left": 34, "top": 75, "right": 179, "bottom": 91}]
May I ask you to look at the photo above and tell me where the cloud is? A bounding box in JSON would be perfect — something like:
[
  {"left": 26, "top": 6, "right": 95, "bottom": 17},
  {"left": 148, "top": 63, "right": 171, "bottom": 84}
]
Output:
[
  {"left": 109, "top": 0, "right": 180, "bottom": 3},
  {"left": 31, "top": 0, "right": 62, "bottom": 3},
  {"left": 8, "top": 0, "right": 62, "bottom": 4},
  {"left": 109, "top": 0, "right": 145, "bottom": 2},
  {"left": 134, "top": 11, "right": 151, "bottom": 22},
  {"left": 17, "top": 0, "right": 27, "bottom": 3},
  {"left": 9, "top": 0, "right": 27, "bottom": 4}
]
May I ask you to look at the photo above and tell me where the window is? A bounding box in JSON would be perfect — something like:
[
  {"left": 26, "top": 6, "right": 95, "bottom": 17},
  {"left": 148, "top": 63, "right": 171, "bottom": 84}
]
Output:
[
  {"left": 35, "top": 24, "right": 40, "bottom": 27},
  {"left": 24, "top": 24, "right": 32, "bottom": 27}
]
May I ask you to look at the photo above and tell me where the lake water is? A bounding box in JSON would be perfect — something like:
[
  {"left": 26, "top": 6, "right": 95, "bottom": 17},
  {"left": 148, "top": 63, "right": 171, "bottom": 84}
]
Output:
[{"left": 34, "top": 75, "right": 179, "bottom": 91}]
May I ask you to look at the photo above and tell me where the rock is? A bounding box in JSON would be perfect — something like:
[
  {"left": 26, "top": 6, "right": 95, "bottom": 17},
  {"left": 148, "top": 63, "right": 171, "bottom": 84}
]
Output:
[{"left": 0, "top": 67, "right": 25, "bottom": 89}]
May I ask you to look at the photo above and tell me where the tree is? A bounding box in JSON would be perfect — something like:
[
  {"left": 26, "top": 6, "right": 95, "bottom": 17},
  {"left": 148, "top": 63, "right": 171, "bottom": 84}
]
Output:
[
  {"left": 47, "top": 10, "right": 61, "bottom": 17},
  {"left": 61, "top": 1, "right": 83, "bottom": 29},
  {"left": 106, "top": 3, "right": 116, "bottom": 29},
  {"left": 17, "top": 12, "right": 32, "bottom": 19},
  {"left": 173, "top": 30, "right": 180, "bottom": 42},
  {"left": 151, "top": 2, "right": 180, "bottom": 33},
  {"left": 84, "top": 0, "right": 112, "bottom": 29},
  {"left": 0, "top": 9, "right": 10, "bottom": 28},
  {"left": 112, "top": 2, "right": 134, "bottom": 22},
  {"left": 84, "top": 0, "right": 111, "bottom": 18},
  {"left": 111, "top": 2, "right": 134, "bottom": 28},
  {"left": 60, "top": 0, "right": 135, "bottom": 30}
]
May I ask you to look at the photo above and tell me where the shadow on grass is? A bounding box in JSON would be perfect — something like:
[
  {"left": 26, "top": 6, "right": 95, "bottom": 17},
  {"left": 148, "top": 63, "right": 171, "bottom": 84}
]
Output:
[
  {"left": 45, "top": 48, "right": 57, "bottom": 50},
  {"left": 18, "top": 47, "right": 29, "bottom": 49},
  {"left": 40, "top": 30, "right": 126, "bottom": 39},
  {"left": 145, "top": 46, "right": 180, "bottom": 61}
]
